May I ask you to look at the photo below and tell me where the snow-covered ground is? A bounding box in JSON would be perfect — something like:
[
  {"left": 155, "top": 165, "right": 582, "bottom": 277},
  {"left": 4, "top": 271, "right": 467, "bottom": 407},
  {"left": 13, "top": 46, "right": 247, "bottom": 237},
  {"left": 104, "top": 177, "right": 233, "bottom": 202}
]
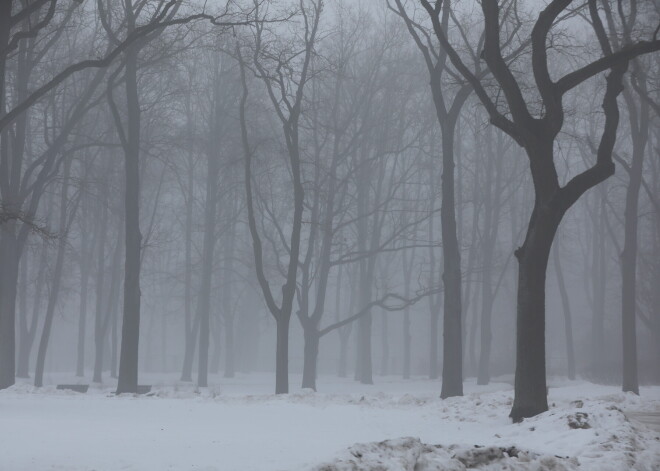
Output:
[{"left": 1, "top": 373, "right": 659, "bottom": 470}]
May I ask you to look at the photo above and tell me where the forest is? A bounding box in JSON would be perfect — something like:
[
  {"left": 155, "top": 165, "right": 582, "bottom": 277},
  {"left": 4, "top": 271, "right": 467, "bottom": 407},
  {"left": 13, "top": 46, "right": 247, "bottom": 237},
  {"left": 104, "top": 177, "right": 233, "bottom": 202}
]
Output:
[{"left": 1, "top": 0, "right": 660, "bottom": 469}]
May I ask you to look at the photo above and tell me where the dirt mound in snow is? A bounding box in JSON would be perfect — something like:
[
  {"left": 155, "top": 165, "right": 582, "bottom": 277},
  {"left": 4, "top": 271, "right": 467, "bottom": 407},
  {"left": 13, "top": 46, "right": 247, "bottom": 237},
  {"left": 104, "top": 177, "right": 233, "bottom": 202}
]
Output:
[{"left": 313, "top": 437, "right": 577, "bottom": 470}]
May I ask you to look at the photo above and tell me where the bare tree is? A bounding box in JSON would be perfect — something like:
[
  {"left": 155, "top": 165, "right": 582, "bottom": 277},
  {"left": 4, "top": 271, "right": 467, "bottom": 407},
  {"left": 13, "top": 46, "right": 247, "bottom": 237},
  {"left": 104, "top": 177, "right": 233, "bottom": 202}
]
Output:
[
  {"left": 397, "top": 0, "right": 660, "bottom": 420},
  {"left": 237, "top": 0, "right": 322, "bottom": 394}
]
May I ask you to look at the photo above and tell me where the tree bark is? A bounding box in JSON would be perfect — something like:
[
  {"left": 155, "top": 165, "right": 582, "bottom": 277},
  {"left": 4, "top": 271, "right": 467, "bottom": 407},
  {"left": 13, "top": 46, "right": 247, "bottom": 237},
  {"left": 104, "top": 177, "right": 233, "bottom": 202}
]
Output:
[
  {"left": 510, "top": 200, "right": 561, "bottom": 421},
  {"left": 302, "top": 327, "right": 319, "bottom": 390},
  {"left": 116, "top": 43, "right": 142, "bottom": 394},
  {"left": 439, "top": 121, "right": 463, "bottom": 399},
  {"left": 0, "top": 223, "right": 19, "bottom": 389},
  {"left": 275, "top": 314, "right": 290, "bottom": 394},
  {"left": 620, "top": 76, "right": 649, "bottom": 394},
  {"left": 16, "top": 247, "right": 29, "bottom": 378}
]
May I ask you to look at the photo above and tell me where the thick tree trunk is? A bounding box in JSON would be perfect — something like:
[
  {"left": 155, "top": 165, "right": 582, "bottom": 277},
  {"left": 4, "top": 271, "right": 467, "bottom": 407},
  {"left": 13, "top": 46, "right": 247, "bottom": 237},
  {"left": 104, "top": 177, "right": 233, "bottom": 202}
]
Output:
[
  {"left": 357, "top": 310, "right": 373, "bottom": 384},
  {"left": 509, "top": 205, "right": 559, "bottom": 422},
  {"left": 116, "top": 46, "right": 142, "bottom": 395},
  {"left": 0, "top": 0, "right": 17, "bottom": 391},
  {"left": 620, "top": 83, "right": 648, "bottom": 394},
  {"left": 302, "top": 327, "right": 319, "bottom": 390},
  {"left": 0, "top": 224, "right": 19, "bottom": 389},
  {"left": 621, "top": 177, "right": 641, "bottom": 395},
  {"left": 275, "top": 315, "right": 290, "bottom": 394},
  {"left": 440, "top": 123, "right": 463, "bottom": 398}
]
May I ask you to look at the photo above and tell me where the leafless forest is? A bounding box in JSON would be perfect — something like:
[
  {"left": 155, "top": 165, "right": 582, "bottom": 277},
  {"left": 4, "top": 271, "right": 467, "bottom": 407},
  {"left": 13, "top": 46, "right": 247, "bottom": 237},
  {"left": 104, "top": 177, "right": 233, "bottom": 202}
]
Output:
[{"left": 1, "top": 0, "right": 660, "bottom": 430}]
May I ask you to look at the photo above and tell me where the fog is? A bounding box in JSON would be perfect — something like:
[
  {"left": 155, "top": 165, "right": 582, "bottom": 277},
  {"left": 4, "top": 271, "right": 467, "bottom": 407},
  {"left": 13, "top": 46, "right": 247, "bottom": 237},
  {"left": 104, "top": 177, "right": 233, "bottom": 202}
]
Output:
[{"left": 1, "top": 0, "right": 659, "bottom": 469}]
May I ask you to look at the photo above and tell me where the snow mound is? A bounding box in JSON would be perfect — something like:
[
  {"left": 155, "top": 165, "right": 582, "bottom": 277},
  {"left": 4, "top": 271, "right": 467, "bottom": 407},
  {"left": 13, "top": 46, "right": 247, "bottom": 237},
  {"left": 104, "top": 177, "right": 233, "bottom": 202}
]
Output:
[{"left": 313, "top": 437, "right": 577, "bottom": 470}]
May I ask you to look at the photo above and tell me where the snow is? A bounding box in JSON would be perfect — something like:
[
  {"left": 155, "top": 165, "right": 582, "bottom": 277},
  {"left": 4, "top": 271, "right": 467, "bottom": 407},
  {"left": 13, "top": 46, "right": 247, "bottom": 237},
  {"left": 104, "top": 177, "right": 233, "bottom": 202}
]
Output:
[{"left": 1, "top": 374, "right": 659, "bottom": 470}]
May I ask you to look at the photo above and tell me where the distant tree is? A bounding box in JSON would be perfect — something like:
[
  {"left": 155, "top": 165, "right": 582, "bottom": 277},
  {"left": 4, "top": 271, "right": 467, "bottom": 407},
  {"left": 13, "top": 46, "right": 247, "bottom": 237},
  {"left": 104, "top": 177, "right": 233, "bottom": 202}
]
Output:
[{"left": 237, "top": 0, "right": 322, "bottom": 394}]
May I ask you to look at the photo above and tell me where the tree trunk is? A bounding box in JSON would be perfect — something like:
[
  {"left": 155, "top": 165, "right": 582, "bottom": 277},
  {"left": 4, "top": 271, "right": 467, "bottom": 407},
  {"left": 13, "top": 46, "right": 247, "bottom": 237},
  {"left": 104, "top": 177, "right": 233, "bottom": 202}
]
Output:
[
  {"left": 180, "top": 314, "right": 199, "bottom": 381},
  {"left": 620, "top": 81, "right": 648, "bottom": 394},
  {"left": 553, "top": 241, "right": 576, "bottom": 380},
  {"left": 440, "top": 123, "right": 463, "bottom": 399},
  {"left": 196, "top": 97, "right": 220, "bottom": 388},
  {"left": 591, "top": 196, "right": 607, "bottom": 379},
  {"left": 402, "top": 306, "right": 411, "bottom": 379},
  {"left": 0, "top": 223, "right": 19, "bottom": 389},
  {"left": 509, "top": 205, "right": 559, "bottom": 422},
  {"left": 92, "top": 185, "right": 109, "bottom": 383},
  {"left": 16, "top": 251, "right": 29, "bottom": 378},
  {"left": 275, "top": 315, "right": 290, "bottom": 394},
  {"left": 76, "top": 211, "right": 91, "bottom": 377},
  {"left": 35, "top": 158, "right": 72, "bottom": 387},
  {"left": 223, "top": 210, "right": 236, "bottom": 378},
  {"left": 302, "top": 327, "right": 319, "bottom": 390},
  {"left": 180, "top": 133, "right": 195, "bottom": 381},
  {"left": 357, "top": 310, "right": 373, "bottom": 384},
  {"left": 223, "top": 313, "right": 235, "bottom": 378},
  {"left": 116, "top": 45, "right": 142, "bottom": 395}
]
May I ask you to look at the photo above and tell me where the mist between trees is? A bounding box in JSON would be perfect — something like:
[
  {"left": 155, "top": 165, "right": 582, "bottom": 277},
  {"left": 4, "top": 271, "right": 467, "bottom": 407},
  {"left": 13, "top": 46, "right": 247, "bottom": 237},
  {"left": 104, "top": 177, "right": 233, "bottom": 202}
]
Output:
[{"left": 1, "top": 0, "right": 659, "bottom": 422}]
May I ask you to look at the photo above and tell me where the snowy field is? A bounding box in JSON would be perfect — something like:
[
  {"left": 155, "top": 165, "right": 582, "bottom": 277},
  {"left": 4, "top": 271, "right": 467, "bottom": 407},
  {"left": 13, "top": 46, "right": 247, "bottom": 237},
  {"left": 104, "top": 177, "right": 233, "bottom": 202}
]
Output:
[{"left": 2, "top": 373, "right": 659, "bottom": 470}]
